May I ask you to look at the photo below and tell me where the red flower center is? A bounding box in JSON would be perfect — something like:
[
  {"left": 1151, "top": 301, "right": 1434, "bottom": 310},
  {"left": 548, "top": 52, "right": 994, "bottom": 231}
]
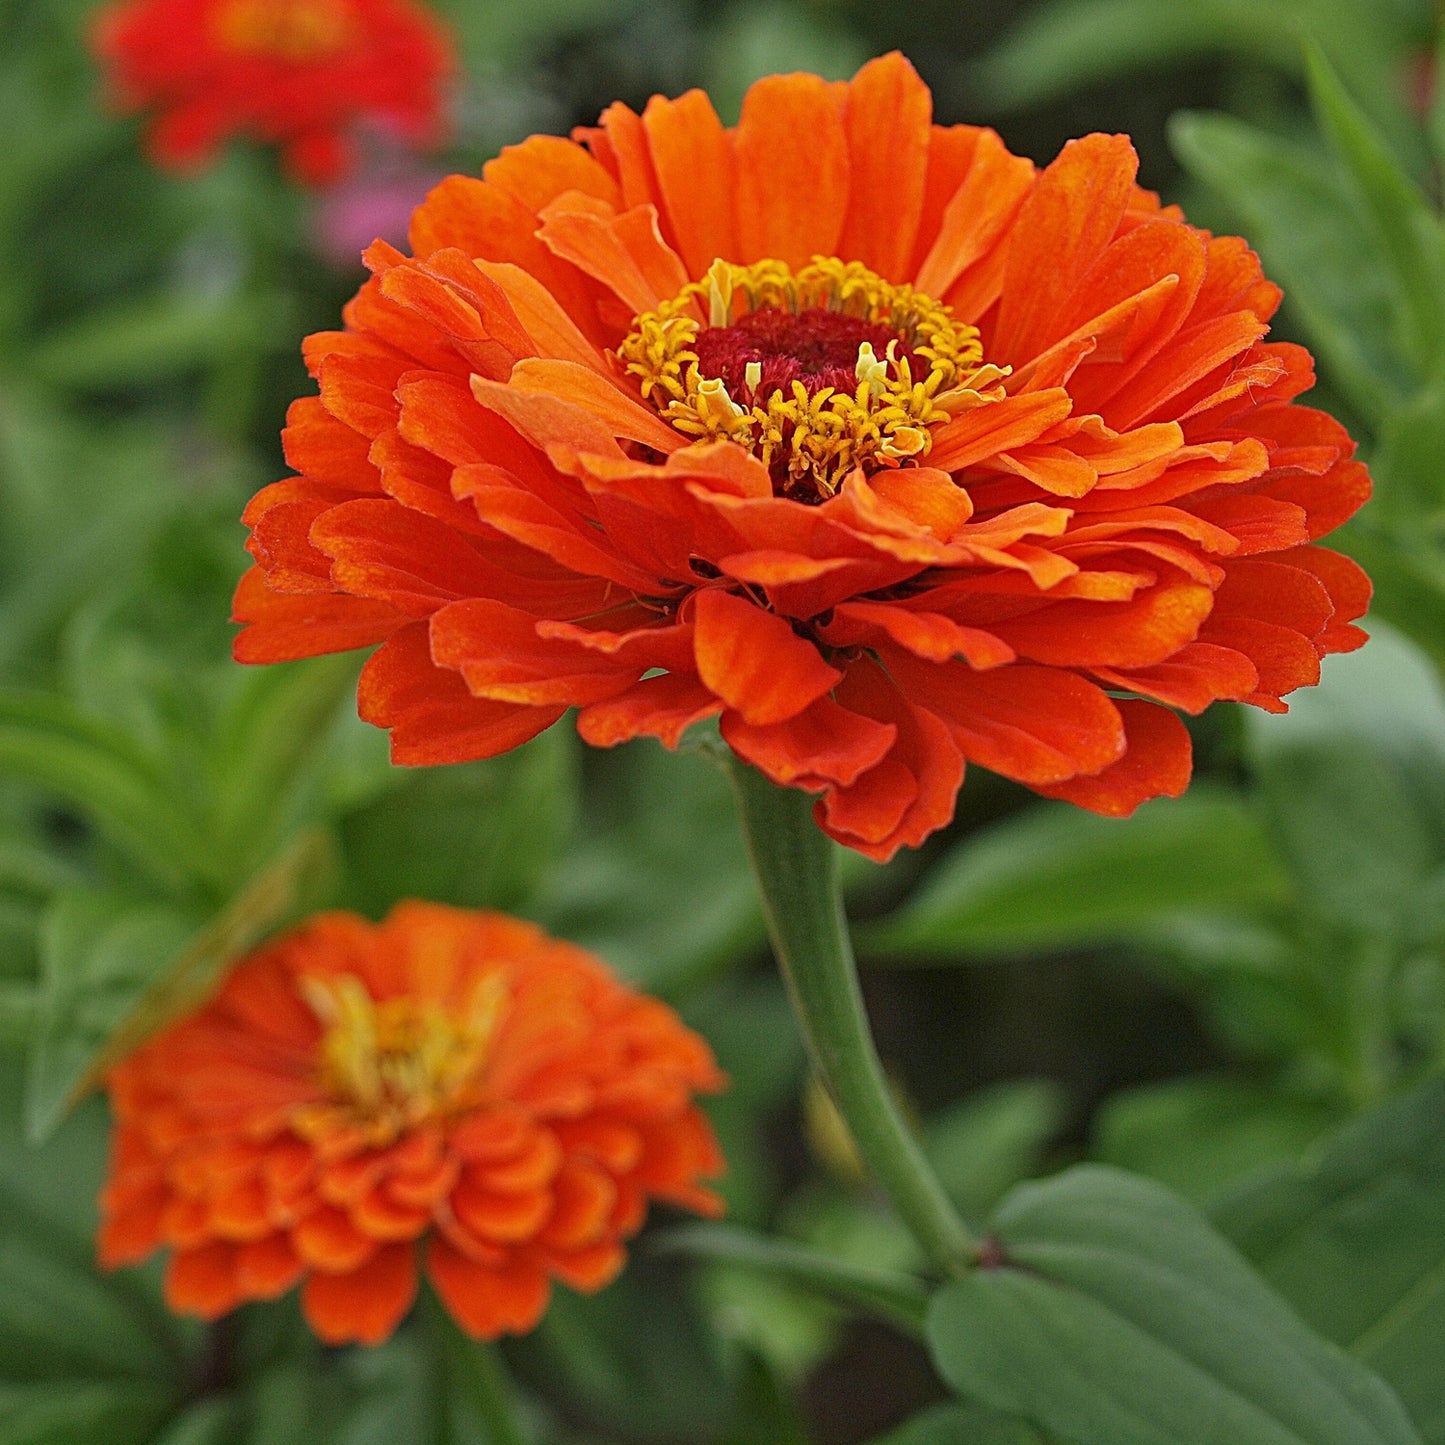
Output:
[
  {"left": 211, "top": 0, "right": 353, "bottom": 61},
  {"left": 693, "top": 307, "right": 924, "bottom": 404}
]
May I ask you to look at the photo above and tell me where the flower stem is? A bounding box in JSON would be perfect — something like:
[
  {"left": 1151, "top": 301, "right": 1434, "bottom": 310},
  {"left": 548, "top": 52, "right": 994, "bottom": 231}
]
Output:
[
  {"left": 725, "top": 758, "right": 979, "bottom": 1275},
  {"left": 424, "top": 1290, "right": 528, "bottom": 1445}
]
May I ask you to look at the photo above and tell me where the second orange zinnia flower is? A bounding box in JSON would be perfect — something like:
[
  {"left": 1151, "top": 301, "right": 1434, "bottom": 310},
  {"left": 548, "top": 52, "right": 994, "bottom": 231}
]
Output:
[
  {"left": 99, "top": 903, "right": 725, "bottom": 1345},
  {"left": 234, "top": 53, "right": 1371, "bottom": 859}
]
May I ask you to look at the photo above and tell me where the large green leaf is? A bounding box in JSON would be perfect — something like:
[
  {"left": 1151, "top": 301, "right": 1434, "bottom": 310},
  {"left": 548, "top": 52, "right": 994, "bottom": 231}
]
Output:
[
  {"left": 864, "top": 790, "right": 1290, "bottom": 960},
  {"left": 927, "top": 1165, "right": 1421, "bottom": 1445},
  {"left": 1215, "top": 1080, "right": 1445, "bottom": 1442}
]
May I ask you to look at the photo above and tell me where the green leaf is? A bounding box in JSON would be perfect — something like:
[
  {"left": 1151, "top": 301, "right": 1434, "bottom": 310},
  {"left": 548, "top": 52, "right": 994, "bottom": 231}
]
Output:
[
  {"left": 657, "top": 1223, "right": 930, "bottom": 1334},
  {"left": 1169, "top": 110, "right": 1409, "bottom": 418},
  {"left": 150, "top": 1398, "right": 240, "bottom": 1445},
  {"left": 974, "top": 0, "right": 1424, "bottom": 165},
  {"left": 26, "top": 288, "right": 290, "bottom": 390},
  {"left": 868, "top": 1402, "right": 1047, "bottom": 1445},
  {"left": 26, "top": 887, "right": 196, "bottom": 1142},
  {"left": 26, "top": 830, "right": 331, "bottom": 1139},
  {"left": 1251, "top": 739, "right": 1433, "bottom": 931},
  {"left": 533, "top": 741, "right": 763, "bottom": 993},
  {"left": 1336, "top": 530, "right": 1445, "bottom": 681},
  {"left": 1371, "top": 373, "right": 1445, "bottom": 538},
  {"left": 925, "top": 1080, "right": 1068, "bottom": 1220},
  {"left": 207, "top": 655, "right": 362, "bottom": 880},
  {"left": 1215, "top": 1079, "right": 1445, "bottom": 1442},
  {"left": 1304, "top": 45, "right": 1445, "bottom": 380},
  {"left": 0, "top": 691, "right": 208, "bottom": 893},
  {"left": 1093, "top": 1077, "right": 1338, "bottom": 1204},
  {"left": 1244, "top": 621, "right": 1445, "bottom": 889},
  {"left": 0, "top": 1230, "right": 179, "bottom": 1382},
  {"left": 339, "top": 727, "right": 577, "bottom": 915},
  {"left": 927, "top": 1165, "right": 1421, "bottom": 1445},
  {"left": 865, "top": 789, "right": 1290, "bottom": 960},
  {"left": 515, "top": 1260, "right": 742, "bottom": 1440},
  {"left": 0, "top": 1380, "right": 175, "bottom": 1445}
]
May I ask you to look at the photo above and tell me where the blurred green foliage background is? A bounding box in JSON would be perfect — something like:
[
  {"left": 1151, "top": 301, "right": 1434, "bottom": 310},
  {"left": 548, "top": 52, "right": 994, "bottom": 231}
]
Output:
[{"left": 3, "top": 0, "right": 1445, "bottom": 1441}]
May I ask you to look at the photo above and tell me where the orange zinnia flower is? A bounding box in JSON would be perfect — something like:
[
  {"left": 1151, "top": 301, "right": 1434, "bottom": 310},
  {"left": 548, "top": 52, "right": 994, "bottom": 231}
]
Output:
[
  {"left": 99, "top": 903, "right": 725, "bottom": 1345},
  {"left": 234, "top": 53, "right": 1370, "bottom": 860},
  {"left": 92, "top": 0, "right": 452, "bottom": 187}
]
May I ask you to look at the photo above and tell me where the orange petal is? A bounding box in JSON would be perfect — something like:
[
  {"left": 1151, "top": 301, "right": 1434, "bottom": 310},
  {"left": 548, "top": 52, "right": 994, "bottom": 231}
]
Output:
[
  {"left": 508, "top": 357, "right": 684, "bottom": 453},
  {"left": 236, "top": 1234, "right": 304, "bottom": 1300},
  {"left": 292, "top": 1204, "right": 377, "bottom": 1271},
  {"left": 929, "top": 392, "right": 1073, "bottom": 472},
  {"left": 721, "top": 692, "right": 897, "bottom": 786},
  {"left": 537, "top": 201, "right": 689, "bottom": 317},
  {"left": 1092, "top": 642, "right": 1258, "bottom": 713},
  {"left": 989, "top": 581, "right": 1214, "bottom": 669},
  {"left": 1212, "top": 558, "right": 1334, "bottom": 640},
  {"left": 692, "top": 588, "right": 842, "bottom": 725},
  {"left": 301, "top": 1242, "right": 418, "bottom": 1346},
  {"left": 428, "top": 1238, "right": 551, "bottom": 1340},
  {"left": 429, "top": 598, "right": 642, "bottom": 707},
  {"left": 825, "top": 601, "right": 1015, "bottom": 668},
  {"left": 538, "top": 1160, "right": 618, "bottom": 1250},
  {"left": 474, "top": 259, "right": 609, "bottom": 374},
  {"left": 1037, "top": 699, "right": 1192, "bottom": 815},
  {"left": 915, "top": 128, "right": 1035, "bottom": 303},
  {"left": 358, "top": 622, "right": 565, "bottom": 765},
  {"left": 735, "top": 73, "right": 848, "bottom": 268},
  {"left": 312, "top": 499, "right": 504, "bottom": 618},
  {"left": 992, "top": 133, "right": 1140, "bottom": 367},
  {"left": 283, "top": 394, "right": 379, "bottom": 489},
  {"left": 166, "top": 1242, "right": 241, "bottom": 1319},
  {"left": 868, "top": 467, "right": 975, "bottom": 538},
  {"left": 230, "top": 567, "right": 402, "bottom": 665},
  {"left": 643, "top": 89, "right": 737, "bottom": 275},
  {"left": 885, "top": 655, "right": 1125, "bottom": 786},
  {"left": 1199, "top": 615, "right": 1321, "bottom": 705},
  {"left": 451, "top": 1178, "right": 551, "bottom": 1243},
  {"left": 483, "top": 133, "right": 620, "bottom": 214},
  {"left": 836, "top": 54, "right": 931, "bottom": 279},
  {"left": 576, "top": 672, "right": 722, "bottom": 749}
]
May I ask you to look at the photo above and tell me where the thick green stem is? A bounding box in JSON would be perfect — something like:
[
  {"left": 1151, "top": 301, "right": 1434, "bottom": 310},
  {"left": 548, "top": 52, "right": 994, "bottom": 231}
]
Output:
[
  {"left": 726, "top": 758, "right": 979, "bottom": 1275},
  {"left": 425, "top": 1291, "right": 528, "bottom": 1445}
]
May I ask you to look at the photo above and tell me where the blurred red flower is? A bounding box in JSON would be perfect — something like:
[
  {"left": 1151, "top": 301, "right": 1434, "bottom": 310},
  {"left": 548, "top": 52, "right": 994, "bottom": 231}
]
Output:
[
  {"left": 92, "top": 0, "right": 452, "bottom": 186},
  {"left": 99, "top": 903, "right": 725, "bottom": 1345},
  {"left": 235, "top": 53, "right": 1370, "bottom": 859}
]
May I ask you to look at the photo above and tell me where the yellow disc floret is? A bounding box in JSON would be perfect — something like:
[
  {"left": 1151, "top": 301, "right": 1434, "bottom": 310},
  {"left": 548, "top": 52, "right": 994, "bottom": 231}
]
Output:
[{"left": 618, "top": 256, "right": 1009, "bottom": 501}]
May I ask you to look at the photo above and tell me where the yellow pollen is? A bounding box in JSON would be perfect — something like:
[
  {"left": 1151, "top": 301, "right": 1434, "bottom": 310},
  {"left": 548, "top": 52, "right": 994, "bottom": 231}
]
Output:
[
  {"left": 617, "top": 256, "right": 1010, "bottom": 501},
  {"left": 295, "top": 971, "right": 507, "bottom": 1144},
  {"left": 212, "top": 0, "right": 353, "bottom": 62}
]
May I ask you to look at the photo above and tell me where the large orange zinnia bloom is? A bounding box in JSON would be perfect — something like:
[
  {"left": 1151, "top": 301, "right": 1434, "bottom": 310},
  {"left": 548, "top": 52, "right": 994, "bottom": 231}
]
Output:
[
  {"left": 234, "top": 54, "right": 1370, "bottom": 860},
  {"left": 99, "top": 903, "right": 725, "bottom": 1345},
  {"left": 92, "top": 0, "right": 452, "bottom": 187}
]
